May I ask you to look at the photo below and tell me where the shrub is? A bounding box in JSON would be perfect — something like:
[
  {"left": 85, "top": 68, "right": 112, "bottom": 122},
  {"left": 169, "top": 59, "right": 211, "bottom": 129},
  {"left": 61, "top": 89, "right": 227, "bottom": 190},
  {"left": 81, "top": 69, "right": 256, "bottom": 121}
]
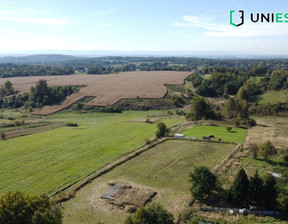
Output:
[
  {"left": 0, "top": 132, "right": 6, "bottom": 140},
  {"left": 259, "top": 141, "right": 277, "bottom": 161},
  {"left": 66, "top": 122, "right": 78, "bottom": 127},
  {"left": 155, "top": 122, "right": 169, "bottom": 138},
  {"left": 32, "top": 206, "right": 62, "bottom": 224},
  {"left": 226, "top": 127, "right": 232, "bottom": 132},
  {"left": 249, "top": 143, "right": 259, "bottom": 159},
  {"left": 124, "top": 203, "right": 174, "bottom": 224},
  {"left": 145, "top": 138, "right": 152, "bottom": 145}
]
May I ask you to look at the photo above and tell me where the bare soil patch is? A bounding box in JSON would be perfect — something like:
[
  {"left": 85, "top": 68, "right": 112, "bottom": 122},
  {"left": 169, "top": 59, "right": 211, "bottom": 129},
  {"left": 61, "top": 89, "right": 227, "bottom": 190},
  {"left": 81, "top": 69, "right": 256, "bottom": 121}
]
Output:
[
  {"left": 101, "top": 181, "right": 157, "bottom": 212},
  {"left": 0, "top": 71, "right": 190, "bottom": 115}
]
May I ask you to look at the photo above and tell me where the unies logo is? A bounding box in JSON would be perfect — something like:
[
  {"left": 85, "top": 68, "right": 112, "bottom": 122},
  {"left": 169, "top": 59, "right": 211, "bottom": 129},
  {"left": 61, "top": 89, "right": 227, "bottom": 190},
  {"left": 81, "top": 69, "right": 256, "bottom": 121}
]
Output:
[
  {"left": 230, "top": 10, "right": 288, "bottom": 27},
  {"left": 230, "top": 10, "right": 244, "bottom": 27}
]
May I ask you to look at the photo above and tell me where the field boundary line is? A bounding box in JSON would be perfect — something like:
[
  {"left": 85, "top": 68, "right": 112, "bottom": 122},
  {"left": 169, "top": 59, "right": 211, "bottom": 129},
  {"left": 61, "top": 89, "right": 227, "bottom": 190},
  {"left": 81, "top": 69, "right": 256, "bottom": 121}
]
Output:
[{"left": 213, "top": 143, "right": 242, "bottom": 175}]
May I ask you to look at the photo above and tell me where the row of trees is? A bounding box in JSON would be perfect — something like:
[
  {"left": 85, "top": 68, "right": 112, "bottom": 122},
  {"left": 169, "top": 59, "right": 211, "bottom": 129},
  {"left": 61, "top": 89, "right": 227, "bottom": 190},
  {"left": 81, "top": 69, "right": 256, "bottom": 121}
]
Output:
[
  {"left": 229, "top": 169, "right": 278, "bottom": 208},
  {"left": 0, "top": 64, "right": 74, "bottom": 78},
  {"left": 189, "top": 71, "right": 248, "bottom": 98},
  {"left": 189, "top": 166, "right": 279, "bottom": 209},
  {"left": 258, "top": 70, "right": 288, "bottom": 91},
  {"left": 0, "top": 80, "right": 79, "bottom": 109},
  {"left": 251, "top": 103, "right": 288, "bottom": 116},
  {"left": 3, "top": 57, "right": 288, "bottom": 77}
]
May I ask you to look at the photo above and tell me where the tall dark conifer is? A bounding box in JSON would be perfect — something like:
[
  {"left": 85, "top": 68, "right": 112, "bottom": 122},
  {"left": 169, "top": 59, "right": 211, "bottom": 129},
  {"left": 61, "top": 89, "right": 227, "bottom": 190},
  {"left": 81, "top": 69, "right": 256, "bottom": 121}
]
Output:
[{"left": 229, "top": 168, "right": 250, "bottom": 206}]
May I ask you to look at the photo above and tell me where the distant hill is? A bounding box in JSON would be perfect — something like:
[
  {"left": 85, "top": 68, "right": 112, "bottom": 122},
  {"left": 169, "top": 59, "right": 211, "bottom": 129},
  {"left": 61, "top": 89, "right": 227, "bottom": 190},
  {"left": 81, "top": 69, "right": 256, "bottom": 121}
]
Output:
[
  {"left": 1, "top": 50, "right": 287, "bottom": 59},
  {"left": 0, "top": 54, "right": 81, "bottom": 64}
]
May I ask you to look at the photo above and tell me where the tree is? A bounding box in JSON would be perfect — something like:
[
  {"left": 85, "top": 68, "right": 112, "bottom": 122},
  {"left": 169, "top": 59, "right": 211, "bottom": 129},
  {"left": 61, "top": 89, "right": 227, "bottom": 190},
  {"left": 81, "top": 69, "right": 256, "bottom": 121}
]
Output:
[
  {"left": 259, "top": 141, "right": 277, "bottom": 161},
  {"left": 0, "top": 191, "right": 62, "bottom": 224},
  {"left": 229, "top": 168, "right": 250, "bottom": 206},
  {"left": 186, "top": 96, "right": 215, "bottom": 121},
  {"left": 189, "top": 166, "right": 217, "bottom": 201},
  {"left": 224, "top": 97, "right": 238, "bottom": 118},
  {"left": 2, "top": 80, "right": 14, "bottom": 96},
  {"left": 31, "top": 80, "right": 50, "bottom": 103},
  {"left": 32, "top": 206, "right": 62, "bottom": 224},
  {"left": 187, "top": 96, "right": 207, "bottom": 120},
  {"left": 224, "top": 97, "right": 249, "bottom": 119},
  {"left": 155, "top": 122, "right": 169, "bottom": 138},
  {"left": 237, "top": 86, "right": 249, "bottom": 101},
  {"left": 124, "top": 203, "right": 174, "bottom": 224},
  {"left": 263, "top": 175, "right": 278, "bottom": 208},
  {"left": 249, "top": 171, "right": 264, "bottom": 205},
  {"left": 249, "top": 143, "right": 259, "bottom": 159}
]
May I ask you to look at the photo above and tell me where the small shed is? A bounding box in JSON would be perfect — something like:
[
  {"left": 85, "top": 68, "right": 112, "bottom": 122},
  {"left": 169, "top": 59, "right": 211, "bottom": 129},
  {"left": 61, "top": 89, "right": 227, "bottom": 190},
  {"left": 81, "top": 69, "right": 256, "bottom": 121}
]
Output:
[
  {"left": 271, "top": 173, "right": 282, "bottom": 178},
  {"left": 174, "top": 134, "right": 185, "bottom": 139}
]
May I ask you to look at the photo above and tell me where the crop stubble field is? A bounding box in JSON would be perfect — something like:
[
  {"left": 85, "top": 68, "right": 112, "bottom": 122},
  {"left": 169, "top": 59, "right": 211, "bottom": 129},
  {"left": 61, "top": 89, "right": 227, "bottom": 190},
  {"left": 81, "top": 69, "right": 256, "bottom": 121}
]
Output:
[{"left": 0, "top": 71, "right": 191, "bottom": 115}]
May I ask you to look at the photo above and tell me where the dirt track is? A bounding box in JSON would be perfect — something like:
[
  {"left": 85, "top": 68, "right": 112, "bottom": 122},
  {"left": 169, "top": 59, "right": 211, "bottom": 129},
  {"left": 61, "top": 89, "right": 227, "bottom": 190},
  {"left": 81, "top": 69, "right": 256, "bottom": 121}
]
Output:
[{"left": 0, "top": 71, "right": 191, "bottom": 115}]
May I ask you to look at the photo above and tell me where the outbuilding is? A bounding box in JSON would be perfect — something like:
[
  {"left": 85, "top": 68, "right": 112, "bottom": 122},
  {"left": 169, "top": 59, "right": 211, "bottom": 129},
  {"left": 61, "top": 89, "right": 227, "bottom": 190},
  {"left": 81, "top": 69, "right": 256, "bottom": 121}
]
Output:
[{"left": 174, "top": 134, "right": 185, "bottom": 139}]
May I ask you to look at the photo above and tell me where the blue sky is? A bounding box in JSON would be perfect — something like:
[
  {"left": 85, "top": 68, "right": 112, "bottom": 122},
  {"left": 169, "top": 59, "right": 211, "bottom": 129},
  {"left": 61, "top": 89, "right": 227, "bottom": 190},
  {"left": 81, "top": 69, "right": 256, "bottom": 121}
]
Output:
[{"left": 0, "top": 0, "right": 288, "bottom": 54}]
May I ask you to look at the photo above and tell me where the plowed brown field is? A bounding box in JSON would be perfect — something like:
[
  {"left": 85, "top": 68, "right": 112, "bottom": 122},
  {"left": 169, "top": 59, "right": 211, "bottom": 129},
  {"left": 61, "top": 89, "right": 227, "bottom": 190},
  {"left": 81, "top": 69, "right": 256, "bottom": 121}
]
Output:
[{"left": 0, "top": 71, "right": 191, "bottom": 115}]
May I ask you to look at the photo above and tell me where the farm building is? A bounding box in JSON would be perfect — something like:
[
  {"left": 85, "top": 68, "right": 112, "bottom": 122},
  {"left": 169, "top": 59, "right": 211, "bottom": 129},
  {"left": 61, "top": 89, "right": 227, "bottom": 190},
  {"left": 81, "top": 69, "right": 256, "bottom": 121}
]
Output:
[{"left": 174, "top": 134, "right": 185, "bottom": 139}]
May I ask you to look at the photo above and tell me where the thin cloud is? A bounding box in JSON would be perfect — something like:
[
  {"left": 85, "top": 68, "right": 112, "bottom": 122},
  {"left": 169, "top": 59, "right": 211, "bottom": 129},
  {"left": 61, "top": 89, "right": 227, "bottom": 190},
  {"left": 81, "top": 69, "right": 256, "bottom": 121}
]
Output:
[
  {"left": 205, "top": 22, "right": 288, "bottom": 37},
  {"left": 0, "top": 11, "right": 74, "bottom": 26},
  {"left": 174, "top": 15, "right": 288, "bottom": 37},
  {"left": 173, "top": 16, "right": 229, "bottom": 32}
]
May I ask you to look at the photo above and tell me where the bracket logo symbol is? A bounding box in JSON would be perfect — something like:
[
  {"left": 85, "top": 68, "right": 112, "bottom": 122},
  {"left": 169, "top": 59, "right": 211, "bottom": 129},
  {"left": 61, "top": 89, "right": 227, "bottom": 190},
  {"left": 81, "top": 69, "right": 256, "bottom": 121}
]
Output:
[{"left": 230, "top": 10, "right": 244, "bottom": 27}]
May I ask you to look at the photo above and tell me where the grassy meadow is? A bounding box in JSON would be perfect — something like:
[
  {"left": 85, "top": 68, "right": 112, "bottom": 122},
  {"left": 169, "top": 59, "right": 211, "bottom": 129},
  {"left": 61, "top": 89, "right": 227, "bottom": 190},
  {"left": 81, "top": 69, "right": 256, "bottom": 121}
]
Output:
[
  {"left": 0, "top": 111, "right": 183, "bottom": 195},
  {"left": 63, "top": 140, "right": 237, "bottom": 224},
  {"left": 182, "top": 125, "right": 247, "bottom": 143},
  {"left": 251, "top": 90, "right": 286, "bottom": 104}
]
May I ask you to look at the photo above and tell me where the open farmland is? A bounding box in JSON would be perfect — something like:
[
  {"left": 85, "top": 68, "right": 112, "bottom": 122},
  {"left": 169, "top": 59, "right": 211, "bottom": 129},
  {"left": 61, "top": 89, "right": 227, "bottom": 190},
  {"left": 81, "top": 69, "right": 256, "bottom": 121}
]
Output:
[
  {"left": 0, "top": 111, "right": 183, "bottom": 195},
  {"left": 0, "top": 71, "right": 191, "bottom": 115},
  {"left": 62, "top": 140, "right": 237, "bottom": 224}
]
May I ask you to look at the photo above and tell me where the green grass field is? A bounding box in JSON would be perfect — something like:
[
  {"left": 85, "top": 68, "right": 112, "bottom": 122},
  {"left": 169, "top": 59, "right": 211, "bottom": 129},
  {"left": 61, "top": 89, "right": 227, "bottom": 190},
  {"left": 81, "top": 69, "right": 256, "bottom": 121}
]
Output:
[
  {"left": 0, "top": 111, "right": 183, "bottom": 195},
  {"left": 252, "top": 91, "right": 286, "bottom": 104},
  {"left": 249, "top": 76, "right": 264, "bottom": 83},
  {"left": 201, "top": 74, "right": 212, "bottom": 79},
  {"left": 182, "top": 125, "right": 247, "bottom": 143},
  {"left": 63, "top": 140, "right": 236, "bottom": 224}
]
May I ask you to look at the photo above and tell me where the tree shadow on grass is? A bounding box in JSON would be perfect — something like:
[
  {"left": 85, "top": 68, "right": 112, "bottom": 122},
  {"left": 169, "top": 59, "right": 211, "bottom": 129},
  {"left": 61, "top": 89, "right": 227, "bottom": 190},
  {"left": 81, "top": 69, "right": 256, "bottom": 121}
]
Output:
[
  {"left": 255, "top": 158, "right": 288, "bottom": 168},
  {"left": 249, "top": 95, "right": 263, "bottom": 103}
]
